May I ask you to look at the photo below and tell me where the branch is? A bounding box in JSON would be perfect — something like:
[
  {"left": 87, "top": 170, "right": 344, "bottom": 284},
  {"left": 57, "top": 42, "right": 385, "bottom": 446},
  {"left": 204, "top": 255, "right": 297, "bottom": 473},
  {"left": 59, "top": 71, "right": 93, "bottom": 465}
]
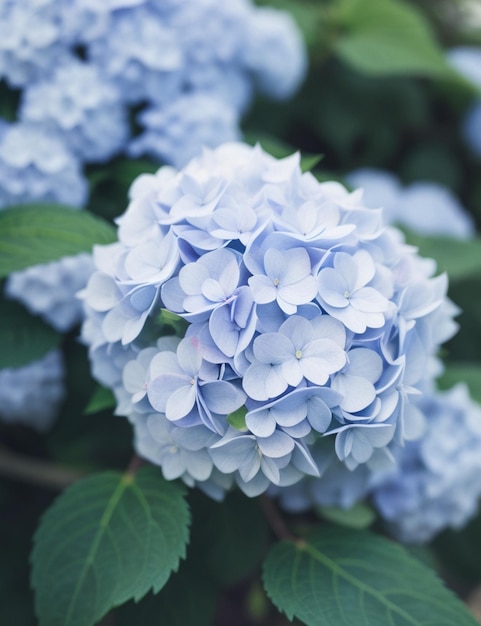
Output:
[
  {"left": 0, "top": 443, "right": 84, "bottom": 490},
  {"left": 259, "top": 494, "right": 298, "bottom": 542}
]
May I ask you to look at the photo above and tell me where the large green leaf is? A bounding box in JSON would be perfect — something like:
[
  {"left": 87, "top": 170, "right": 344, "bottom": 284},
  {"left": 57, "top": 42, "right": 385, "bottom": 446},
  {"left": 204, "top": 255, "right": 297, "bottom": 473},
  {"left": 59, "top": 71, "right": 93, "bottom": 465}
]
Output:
[
  {"left": 31, "top": 467, "right": 190, "bottom": 626},
  {"left": 0, "top": 205, "right": 116, "bottom": 277},
  {"left": 334, "top": 0, "right": 452, "bottom": 77},
  {"left": 0, "top": 298, "right": 60, "bottom": 369},
  {"left": 263, "top": 526, "right": 477, "bottom": 625}
]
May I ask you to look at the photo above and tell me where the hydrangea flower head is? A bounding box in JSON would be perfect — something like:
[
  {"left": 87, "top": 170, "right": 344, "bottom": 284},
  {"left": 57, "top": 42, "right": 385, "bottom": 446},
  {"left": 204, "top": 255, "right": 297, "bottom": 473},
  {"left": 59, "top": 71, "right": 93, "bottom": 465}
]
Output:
[
  {"left": 373, "top": 384, "right": 481, "bottom": 543},
  {"left": 20, "top": 57, "right": 129, "bottom": 163},
  {"left": 0, "top": 121, "right": 87, "bottom": 209},
  {"left": 346, "top": 168, "right": 475, "bottom": 239},
  {"left": 83, "top": 142, "right": 459, "bottom": 498},
  {"left": 0, "top": 350, "right": 65, "bottom": 431}
]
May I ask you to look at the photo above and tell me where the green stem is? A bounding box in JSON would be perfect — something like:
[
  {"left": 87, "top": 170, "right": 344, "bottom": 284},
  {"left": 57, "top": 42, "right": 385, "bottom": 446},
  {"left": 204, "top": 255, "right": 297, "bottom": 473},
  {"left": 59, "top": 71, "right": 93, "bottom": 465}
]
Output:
[{"left": 0, "top": 443, "right": 83, "bottom": 490}]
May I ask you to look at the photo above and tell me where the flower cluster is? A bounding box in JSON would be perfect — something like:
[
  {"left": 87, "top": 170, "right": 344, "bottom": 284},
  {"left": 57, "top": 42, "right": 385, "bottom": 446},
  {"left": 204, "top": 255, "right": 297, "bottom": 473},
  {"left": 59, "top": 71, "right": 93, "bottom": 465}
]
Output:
[
  {"left": 0, "top": 0, "right": 306, "bottom": 430},
  {"left": 346, "top": 168, "right": 475, "bottom": 239},
  {"left": 373, "top": 384, "right": 481, "bottom": 543},
  {"left": 0, "top": 350, "right": 65, "bottom": 431},
  {"left": 82, "top": 142, "right": 461, "bottom": 500},
  {"left": 1, "top": 0, "right": 306, "bottom": 171}
]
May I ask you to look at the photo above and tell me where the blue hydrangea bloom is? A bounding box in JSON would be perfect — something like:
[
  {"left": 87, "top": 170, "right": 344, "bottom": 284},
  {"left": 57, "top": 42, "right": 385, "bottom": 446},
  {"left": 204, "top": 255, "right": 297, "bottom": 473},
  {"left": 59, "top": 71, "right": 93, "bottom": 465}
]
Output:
[
  {"left": 83, "top": 142, "right": 459, "bottom": 498},
  {"left": 346, "top": 168, "right": 475, "bottom": 239},
  {"left": 372, "top": 384, "right": 481, "bottom": 543},
  {"left": 129, "top": 94, "right": 241, "bottom": 169},
  {"left": 0, "top": 350, "right": 65, "bottom": 431},
  {"left": 242, "top": 6, "right": 307, "bottom": 100},
  {"left": 0, "top": 1, "right": 69, "bottom": 87},
  {"left": 20, "top": 57, "right": 129, "bottom": 163},
  {"left": 5, "top": 253, "right": 95, "bottom": 332},
  {"left": 0, "top": 121, "right": 87, "bottom": 209}
]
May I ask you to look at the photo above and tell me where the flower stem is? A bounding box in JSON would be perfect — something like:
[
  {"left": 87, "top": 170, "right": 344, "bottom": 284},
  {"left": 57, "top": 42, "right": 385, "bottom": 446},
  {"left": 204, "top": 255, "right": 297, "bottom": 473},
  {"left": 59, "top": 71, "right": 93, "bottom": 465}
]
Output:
[{"left": 0, "top": 443, "right": 83, "bottom": 490}]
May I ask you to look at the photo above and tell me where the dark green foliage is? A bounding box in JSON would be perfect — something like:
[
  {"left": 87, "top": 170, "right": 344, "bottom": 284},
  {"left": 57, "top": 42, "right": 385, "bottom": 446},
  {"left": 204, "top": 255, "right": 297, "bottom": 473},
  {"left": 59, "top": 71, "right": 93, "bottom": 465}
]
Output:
[
  {"left": 0, "top": 298, "right": 60, "bottom": 368},
  {"left": 31, "top": 468, "right": 190, "bottom": 626},
  {"left": 0, "top": 204, "right": 116, "bottom": 277},
  {"left": 263, "top": 526, "right": 478, "bottom": 625}
]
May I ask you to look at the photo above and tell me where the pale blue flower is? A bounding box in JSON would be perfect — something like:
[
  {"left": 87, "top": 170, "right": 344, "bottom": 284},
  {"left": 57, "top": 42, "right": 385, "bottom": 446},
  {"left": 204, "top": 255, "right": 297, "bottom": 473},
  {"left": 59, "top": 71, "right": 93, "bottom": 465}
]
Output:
[
  {"left": 243, "top": 315, "right": 346, "bottom": 401},
  {"left": 347, "top": 168, "right": 475, "bottom": 239},
  {"left": 135, "top": 412, "right": 218, "bottom": 484},
  {"left": 242, "top": 6, "right": 307, "bottom": 100},
  {"left": 373, "top": 385, "right": 481, "bottom": 543},
  {"left": 0, "top": 121, "right": 87, "bottom": 209},
  {"left": 129, "top": 93, "right": 241, "bottom": 169},
  {"left": 245, "top": 386, "right": 341, "bottom": 438},
  {"left": 248, "top": 247, "right": 318, "bottom": 315},
  {"left": 82, "top": 142, "right": 461, "bottom": 498},
  {"left": 20, "top": 57, "right": 128, "bottom": 163},
  {"left": 6, "top": 253, "right": 95, "bottom": 332},
  {"left": 317, "top": 250, "right": 391, "bottom": 333},
  {"left": 0, "top": 350, "right": 64, "bottom": 431},
  {"left": 147, "top": 336, "right": 246, "bottom": 433}
]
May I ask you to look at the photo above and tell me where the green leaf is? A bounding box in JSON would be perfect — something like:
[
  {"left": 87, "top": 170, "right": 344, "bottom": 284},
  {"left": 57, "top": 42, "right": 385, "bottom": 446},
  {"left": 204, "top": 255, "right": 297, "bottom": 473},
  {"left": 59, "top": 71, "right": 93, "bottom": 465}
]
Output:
[
  {"left": 0, "top": 298, "right": 60, "bottom": 368},
  {"left": 84, "top": 385, "right": 116, "bottom": 415},
  {"left": 31, "top": 467, "right": 190, "bottom": 626},
  {"left": 405, "top": 233, "right": 481, "bottom": 281},
  {"left": 334, "top": 0, "right": 451, "bottom": 78},
  {"left": 263, "top": 526, "right": 478, "bottom": 625},
  {"left": 438, "top": 364, "right": 481, "bottom": 405},
  {"left": 189, "top": 490, "right": 269, "bottom": 587},
  {"left": 317, "top": 502, "right": 375, "bottom": 529},
  {"left": 244, "top": 132, "right": 296, "bottom": 159},
  {"left": 0, "top": 205, "right": 116, "bottom": 277},
  {"left": 301, "top": 154, "right": 323, "bottom": 173}
]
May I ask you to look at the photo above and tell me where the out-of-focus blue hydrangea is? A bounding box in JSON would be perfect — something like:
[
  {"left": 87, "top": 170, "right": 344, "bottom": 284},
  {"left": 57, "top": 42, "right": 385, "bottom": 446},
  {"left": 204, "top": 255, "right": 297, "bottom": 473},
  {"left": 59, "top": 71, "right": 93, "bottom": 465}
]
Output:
[
  {"left": 1, "top": 0, "right": 307, "bottom": 170},
  {"left": 0, "top": 350, "right": 65, "bottom": 431},
  {"left": 0, "top": 1, "right": 68, "bottom": 87},
  {"left": 346, "top": 168, "right": 475, "bottom": 239},
  {"left": 447, "top": 46, "right": 481, "bottom": 158},
  {"left": 5, "top": 253, "right": 95, "bottom": 332},
  {"left": 82, "top": 142, "right": 461, "bottom": 499},
  {"left": 129, "top": 94, "right": 241, "bottom": 170},
  {"left": 20, "top": 57, "right": 129, "bottom": 163},
  {"left": 372, "top": 384, "right": 481, "bottom": 543},
  {"left": 0, "top": 120, "right": 87, "bottom": 209},
  {"left": 242, "top": 6, "right": 307, "bottom": 100}
]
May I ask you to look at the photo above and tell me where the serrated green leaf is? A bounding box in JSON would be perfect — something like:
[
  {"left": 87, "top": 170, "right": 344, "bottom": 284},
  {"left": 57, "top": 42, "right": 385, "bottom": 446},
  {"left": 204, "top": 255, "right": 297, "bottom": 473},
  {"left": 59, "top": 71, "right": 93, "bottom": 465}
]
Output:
[
  {"left": 31, "top": 467, "right": 190, "bottom": 626},
  {"left": 0, "top": 298, "right": 60, "bottom": 368},
  {"left": 405, "top": 233, "right": 481, "bottom": 281},
  {"left": 0, "top": 205, "right": 116, "bottom": 277},
  {"left": 189, "top": 490, "right": 269, "bottom": 587},
  {"left": 334, "top": 0, "right": 451, "bottom": 78},
  {"left": 84, "top": 385, "right": 116, "bottom": 415},
  {"left": 263, "top": 526, "right": 478, "bottom": 625}
]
